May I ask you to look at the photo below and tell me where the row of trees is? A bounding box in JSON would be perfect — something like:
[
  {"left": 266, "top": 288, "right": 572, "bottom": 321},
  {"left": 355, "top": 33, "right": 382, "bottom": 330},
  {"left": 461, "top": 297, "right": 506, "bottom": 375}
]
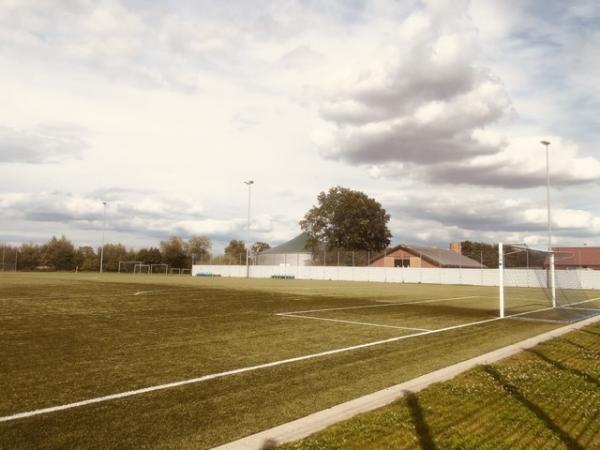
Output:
[
  {"left": 461, "top": 241, "right": 547, "bottom": 269},
  {"left": 1, "top": 234, "right": 274, "bottom": 272}
]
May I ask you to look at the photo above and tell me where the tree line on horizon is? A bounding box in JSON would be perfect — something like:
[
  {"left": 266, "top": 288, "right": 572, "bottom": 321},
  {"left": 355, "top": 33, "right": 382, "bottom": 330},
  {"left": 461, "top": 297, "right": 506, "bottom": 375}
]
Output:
[{"left": 0, "top": 236, "right": 272, "bottom": 272}]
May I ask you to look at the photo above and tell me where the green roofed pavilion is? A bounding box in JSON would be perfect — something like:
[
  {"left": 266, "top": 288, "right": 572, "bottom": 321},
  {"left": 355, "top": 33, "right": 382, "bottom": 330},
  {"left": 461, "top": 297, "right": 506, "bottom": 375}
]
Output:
[{"left": 256, "top": 233, "right": 313, "bottom": 266}]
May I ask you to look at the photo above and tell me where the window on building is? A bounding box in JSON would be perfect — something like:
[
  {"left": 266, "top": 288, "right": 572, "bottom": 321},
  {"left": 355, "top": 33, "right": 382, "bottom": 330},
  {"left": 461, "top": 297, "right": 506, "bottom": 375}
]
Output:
[{"left": 394, "top": 258, "right": 410, "bottom": 267}]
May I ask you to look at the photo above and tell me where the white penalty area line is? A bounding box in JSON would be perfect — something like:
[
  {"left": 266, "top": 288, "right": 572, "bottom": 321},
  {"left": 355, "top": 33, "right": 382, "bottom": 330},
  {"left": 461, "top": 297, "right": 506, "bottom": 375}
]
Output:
[
  {"left": 2, "top": 299, "right": 595, "bottom": 424},
  {"left": 277, "top": 295, "right": 480, "bottom": 315},
  {"left": 276, "top": 313, "right": 432, "bottom": 332}
]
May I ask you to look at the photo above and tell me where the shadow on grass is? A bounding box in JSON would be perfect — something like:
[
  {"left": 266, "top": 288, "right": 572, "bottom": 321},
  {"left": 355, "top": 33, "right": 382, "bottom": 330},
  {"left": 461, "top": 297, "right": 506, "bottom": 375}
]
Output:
[
  {"left": 562, "top": 338, "right": 597, "bottom": 353},
  {"left": 527, "top": 348, "right": 599, "bottom": 388},
  {"left": 483, "top": 365, "right": 584, "bottom": 450},
  {"left": 581, "top": 329, "right": 600, "bottom": 338},
  {"left": 405, "top": 391, "right": 437, "bottom": 450}
]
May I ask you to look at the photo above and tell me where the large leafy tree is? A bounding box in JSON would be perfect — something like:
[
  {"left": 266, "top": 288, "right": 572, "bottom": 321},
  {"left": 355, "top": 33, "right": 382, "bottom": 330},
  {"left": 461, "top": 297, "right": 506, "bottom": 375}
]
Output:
[
  {"left": 300, "top": 186, "right": 391, "bottom": 252},
  {"left": 74, "top": 246, "right": 98, "bottom": 271},
  {"left": 43, "top": 236, "right": 76, "bottom": 271},
  {"left": 100, "top": 243, "right": 130, "bottom": 272},
  {"left": 186, "top": 235, "right": 212, "bottom": 264},
  {"left": 137, "top": 247, "right": 162, "bottom": 265},
  {"left": 251, "top": 242, "right": 270, "bottom": 254},
  {"left": 224, "top": 240, "right": 247, "bottom": 262},
  {"left": 18, "top": 243, "right": 42, "bottom": 270},
  {"left": 160, "top": 236, "right": 187, "bottom": 268}
]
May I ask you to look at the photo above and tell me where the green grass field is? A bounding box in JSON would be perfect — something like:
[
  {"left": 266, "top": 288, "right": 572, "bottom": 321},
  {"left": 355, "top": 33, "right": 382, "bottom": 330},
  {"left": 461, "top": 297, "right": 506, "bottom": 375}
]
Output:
[
  {"left": 282, "top": 322, "right": 600, "bottom": 450},
  {"left": 0, "top": 272, "right": 598, "bottom": 449}
]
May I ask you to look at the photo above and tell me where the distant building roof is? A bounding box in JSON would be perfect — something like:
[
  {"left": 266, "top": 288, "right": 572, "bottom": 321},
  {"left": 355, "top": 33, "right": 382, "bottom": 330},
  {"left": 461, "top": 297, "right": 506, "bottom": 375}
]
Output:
[
  {"left": 405, "top": 245, "right": 485, "bottom": 268},
  {"left": 552, "top": 247, "right": 600, "bottom": 267},
  {"left": 260, "top": 233, "right": 312, "bottom": 255},
  {"left": 372, "top": 244, "right": 485, "bottom": 268}
]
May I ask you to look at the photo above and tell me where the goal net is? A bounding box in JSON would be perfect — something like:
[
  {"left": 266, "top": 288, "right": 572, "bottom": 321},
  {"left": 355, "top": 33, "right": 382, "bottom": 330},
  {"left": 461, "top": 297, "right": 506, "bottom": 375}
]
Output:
[
  {"left": 500, "top": 243, "right": 600, "bottom": 323},
  {"left": 151, "top": 263, "right": 168, "bottom": 275},
  {"left": 133, "top": 263, "right": 150, "bottom": 274},
  {"left": 118, "top": 261, "right": 143, "bottom": 273}
]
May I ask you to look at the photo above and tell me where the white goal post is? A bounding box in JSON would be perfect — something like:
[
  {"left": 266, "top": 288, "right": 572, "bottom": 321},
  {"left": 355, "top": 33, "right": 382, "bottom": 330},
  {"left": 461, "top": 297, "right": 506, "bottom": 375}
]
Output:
[
  {"left": 133, "top": 263, "right": 150, "bottom": 274},
  {"left": 498, "top": 242, "right": 556, "bottom": 318},
  {"left": 181, "top": 268, "right": 192, "bottom": 275},
  {"left": 169, "top": 268, "right": 181, "bottom": 275},
  {"left": 118, "top": 261, "right": 143, "bottom": 273},
  {"left": 151, "top": 263, "right": 169, "bottom": 275}
]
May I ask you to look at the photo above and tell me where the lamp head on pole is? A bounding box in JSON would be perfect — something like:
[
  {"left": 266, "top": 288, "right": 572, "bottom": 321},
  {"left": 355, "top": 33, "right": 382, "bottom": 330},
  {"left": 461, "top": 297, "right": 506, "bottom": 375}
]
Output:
[
  {"left": 540, "top": 140, "right": 550, "bottom": 147},
  {"left": 244, "top": 180, "right": 254, "bottom": 186}
]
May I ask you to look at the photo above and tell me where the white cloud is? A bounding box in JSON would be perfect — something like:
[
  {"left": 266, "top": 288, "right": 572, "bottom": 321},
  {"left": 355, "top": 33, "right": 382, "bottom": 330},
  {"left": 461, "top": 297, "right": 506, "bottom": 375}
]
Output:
[
  {"left": 0, "top": 124, "right": 89, "bottom": 163},
  {"left": 315, "top": 0, "right": 512, "bottom": 169},
  {"left": 0, "top": 0, "right": 599, "bottom": 249}
]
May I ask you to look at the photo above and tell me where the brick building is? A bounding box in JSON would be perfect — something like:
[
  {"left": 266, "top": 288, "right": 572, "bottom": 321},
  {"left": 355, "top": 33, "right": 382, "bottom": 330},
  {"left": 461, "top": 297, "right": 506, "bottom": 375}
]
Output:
[
  {"left": 551, "top": 247, "right": 600, "bottom": 270},
  {"left": 369, "top": 243, "right": 484, "bottom": 269}
]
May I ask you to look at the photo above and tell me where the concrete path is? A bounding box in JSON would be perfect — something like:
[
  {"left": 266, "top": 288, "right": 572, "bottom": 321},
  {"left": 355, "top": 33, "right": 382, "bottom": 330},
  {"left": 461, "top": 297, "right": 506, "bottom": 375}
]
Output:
[{"left": 213, "top": 314, "right": 600, "bottom": 450}]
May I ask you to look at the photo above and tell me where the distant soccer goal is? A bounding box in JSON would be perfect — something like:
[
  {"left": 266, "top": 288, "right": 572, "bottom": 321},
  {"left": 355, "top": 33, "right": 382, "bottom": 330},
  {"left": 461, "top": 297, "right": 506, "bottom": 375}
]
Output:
[
  {"left": 133, "top": 263, "right": 150, "bottom": 274},
  {"left": 151, "top": 263, "right": 168, "bottom": 275},
  {"left": 181, "top": 268, "right": 192, "bottom": 275},
  {"left": 169, "top": 268, "right": 181, "bottom": 275},
  {"left": 118, "top": 261, "right": 143, "bottom": 273}
]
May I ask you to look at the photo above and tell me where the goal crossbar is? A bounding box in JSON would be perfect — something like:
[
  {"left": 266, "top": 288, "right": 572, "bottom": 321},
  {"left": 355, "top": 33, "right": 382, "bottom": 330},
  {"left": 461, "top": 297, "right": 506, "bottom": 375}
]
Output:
[
  {"left": 499, "top": 242, "right": 556, "bottom": 318},
  {"left": 118, "top": 261, "right": 142, "bottom": 273}
]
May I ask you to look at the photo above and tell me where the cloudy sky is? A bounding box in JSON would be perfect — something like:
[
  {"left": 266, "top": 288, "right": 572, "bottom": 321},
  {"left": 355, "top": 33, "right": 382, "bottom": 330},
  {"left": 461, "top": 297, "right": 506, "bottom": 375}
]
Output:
[{"left": 1, "top": 0, "right": 599, "bottom": 251}]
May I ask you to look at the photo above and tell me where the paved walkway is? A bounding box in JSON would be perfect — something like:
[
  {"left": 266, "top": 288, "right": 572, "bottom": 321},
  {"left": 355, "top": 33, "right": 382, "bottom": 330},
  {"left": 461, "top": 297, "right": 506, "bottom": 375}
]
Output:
[{"left": 214, "top": 314, "right": 600, "bottom": 450}]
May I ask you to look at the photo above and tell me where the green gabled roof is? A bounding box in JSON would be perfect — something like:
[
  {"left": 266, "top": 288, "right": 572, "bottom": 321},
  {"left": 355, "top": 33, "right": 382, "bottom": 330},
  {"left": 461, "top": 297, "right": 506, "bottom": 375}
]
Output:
[{"left": 260, "top": 232, "right": 312, "bottom": 254}]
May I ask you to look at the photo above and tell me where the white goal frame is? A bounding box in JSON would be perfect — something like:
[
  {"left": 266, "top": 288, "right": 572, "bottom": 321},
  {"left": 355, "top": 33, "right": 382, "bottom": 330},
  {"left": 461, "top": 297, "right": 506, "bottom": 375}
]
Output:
[
  {"left": 181, "top": 268, "right": 192, "bottom": 275},
  {"left": 118, "top": 261, "right": 143, "bottom": 273},
  {"left": 498, "top": 242, "right": 556, "bottom": 318},
  {"left": 169, "top": 268, "right": 181, "bottom": 275},
  {"left": 151, "top": 263, "right": 169, "bottom": 275},
  {"left": 133, "top": 263, "right": 150, "bottom": 274}
]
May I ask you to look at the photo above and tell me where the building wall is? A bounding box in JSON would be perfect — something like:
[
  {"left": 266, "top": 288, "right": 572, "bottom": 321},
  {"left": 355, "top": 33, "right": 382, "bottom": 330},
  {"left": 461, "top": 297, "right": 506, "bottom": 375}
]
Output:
[
  {"left": 255, "top": 252, "right": 312, "bottom": 266},
  {"left": 369, "top": 248, "right": 438, "bottom": 268}
]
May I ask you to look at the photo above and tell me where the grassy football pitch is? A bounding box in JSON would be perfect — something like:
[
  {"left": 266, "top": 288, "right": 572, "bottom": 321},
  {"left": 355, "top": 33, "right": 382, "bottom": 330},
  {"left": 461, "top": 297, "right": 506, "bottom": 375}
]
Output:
[{"left": 1, "top": 272, "right": 598, "bottom": 449}]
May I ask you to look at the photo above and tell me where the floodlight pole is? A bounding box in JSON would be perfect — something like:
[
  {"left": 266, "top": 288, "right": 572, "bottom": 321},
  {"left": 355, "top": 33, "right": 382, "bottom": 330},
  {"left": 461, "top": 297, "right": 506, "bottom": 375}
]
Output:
[
  {"left": 541, "top": 141, "right": 552, "bottom": 251},
  {"left": 244, "top": 180, "right": 254, "bottom": 278},
  {"left": 498, "top": 242, "right": 504, "bottom": 318},
  {"left": 99, "top": 201, "right": 107, "bottom": 273},
  {"left": 541, "top": 140, "right": 556, "bottom": 307}
]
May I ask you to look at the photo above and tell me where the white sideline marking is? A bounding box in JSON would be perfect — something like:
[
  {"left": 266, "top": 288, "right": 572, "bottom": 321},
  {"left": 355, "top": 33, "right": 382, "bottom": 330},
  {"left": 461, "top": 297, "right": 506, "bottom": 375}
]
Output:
[
  {"left": 3, "top": 297, "right": 599, "bottom": 424},
  {"left": 214, "top": 313, "right": 600, "bottom": 450},
  {"left": 0, "top": 314, "right": 506, "bottom": 423},
  {"left": 508, "top": 317, "right": 569, "bottom": 324},
  {"left": 277, "top": 314, "right": 431, "bottom": 332},
  {"left": 278, "top": 295, "right": 479, "bottom": 315},
  {"left": 562, "top": 306, "right": 600, "bottom": 312}
]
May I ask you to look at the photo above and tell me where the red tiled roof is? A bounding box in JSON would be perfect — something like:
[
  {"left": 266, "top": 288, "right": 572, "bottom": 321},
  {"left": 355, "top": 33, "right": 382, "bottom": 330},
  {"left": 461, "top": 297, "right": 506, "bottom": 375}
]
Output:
[{"left": 552, "top": 247, "right": 600, "bottom": 266}]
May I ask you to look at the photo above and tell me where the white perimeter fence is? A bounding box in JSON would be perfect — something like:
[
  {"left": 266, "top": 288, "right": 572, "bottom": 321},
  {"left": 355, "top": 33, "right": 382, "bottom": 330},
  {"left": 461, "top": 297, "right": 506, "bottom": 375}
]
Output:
[{"left": 192, "top": 265, "right": 600, "bottom": 290}]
